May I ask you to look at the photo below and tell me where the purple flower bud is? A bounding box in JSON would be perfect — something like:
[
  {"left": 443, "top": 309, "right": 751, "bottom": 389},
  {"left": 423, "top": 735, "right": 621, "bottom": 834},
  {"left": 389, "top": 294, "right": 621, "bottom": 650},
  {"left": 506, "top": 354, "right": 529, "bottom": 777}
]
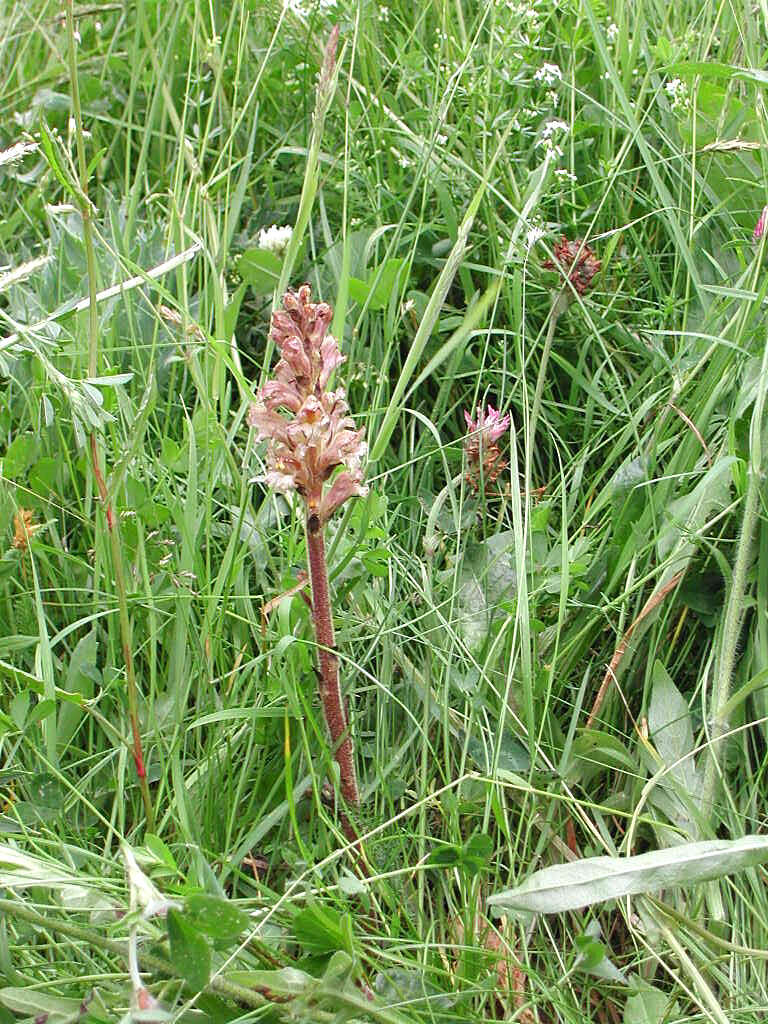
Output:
[
  {"left": 754, "top": 204, "right": 768, "bottom": 241},
  {"left": 464, "top": 404, "right": 510, "bottom": 491}
]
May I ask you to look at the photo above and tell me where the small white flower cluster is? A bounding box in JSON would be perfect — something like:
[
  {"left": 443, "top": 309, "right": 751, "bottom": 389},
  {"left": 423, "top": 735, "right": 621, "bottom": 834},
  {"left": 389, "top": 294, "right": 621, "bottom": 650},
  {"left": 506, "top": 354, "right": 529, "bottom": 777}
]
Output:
[
  {"left": 606, "top": 22, "right": 619, "bottom": 42},
  {"left": 525, "top": 225, "right": 545, "bottom": 252},
  {"left": 258, "top": 224, "right": 293, "bottom": 257},
  {"left": 0, "top": 141, "right": 38, "bottom": 168},
  {"left": 379, "top": 4, "right": 389, "bottom": 21},
  {"left": 499, "top": 223, "right": 545, "bottom": 264},
  {"left": 534, "top": 62, "right": 562, "bottom": 86},
  {"left": 283, "top": 0, "right": 334, "bottom": 14},
  {"left": 665, "top": 77, "right": 690, "bottom": 112},
  {"left": 536, "top": 119, "right": 568, "bottom": 160},
  {"left": 390, "top": 146, "right": 410, "bottom": 169}
]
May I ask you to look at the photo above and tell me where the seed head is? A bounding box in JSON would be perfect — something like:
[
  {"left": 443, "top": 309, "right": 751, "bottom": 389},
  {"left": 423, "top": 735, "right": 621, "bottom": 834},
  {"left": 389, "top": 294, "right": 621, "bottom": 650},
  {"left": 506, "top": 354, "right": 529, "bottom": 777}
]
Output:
[
  {"left": 464, "top": 405, "right": 511, "bottom": 491},
  {"left": 248, "top": 285, "right": 367, "bottom": 523},
  {"left": 543, "top": 236, "right": 601, "bottom": 296}
]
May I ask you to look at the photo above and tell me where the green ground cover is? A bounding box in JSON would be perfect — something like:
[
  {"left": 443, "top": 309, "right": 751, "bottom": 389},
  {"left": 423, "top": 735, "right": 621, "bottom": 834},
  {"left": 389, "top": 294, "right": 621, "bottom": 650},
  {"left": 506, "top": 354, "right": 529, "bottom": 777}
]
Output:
[{"left": 1, "top": 1, "right": 768, "bottom": 1020}]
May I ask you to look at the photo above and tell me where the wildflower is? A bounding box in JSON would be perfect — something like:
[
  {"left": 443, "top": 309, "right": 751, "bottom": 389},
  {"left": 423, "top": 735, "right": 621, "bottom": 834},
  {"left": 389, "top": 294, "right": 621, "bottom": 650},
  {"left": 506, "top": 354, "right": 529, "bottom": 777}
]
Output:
[
  {"left": 606, "top": 21, "right": 619, "bottom": 42},
  {"left": 543, "top": 236, "right": 600, "bottom": 296},
  {"left": 379, "top": 4, "right": 390, "bottom": 20},
  {"left": 536, "top": 119, "right": 568, "bottom": 160},
  {"left": 534, "top": 63, "right": 562, "bottom": 85},
  {"left": 665, "top": 77, "right": 690, "bottom": 111},
  {"left": 526, "top": 225, "right": 545, "bottom": 252},
  {"left": 250, "top": 285, "right": 366, "bottom": 821},
  {"left": 753, "top": 204, "right": 768, "bottom": 241},
  {"left": 248, "top": 284, "right": 367, "bottom": 525},
  {"left": 12, "top": 509, "right": 40, "bottom": 550},
  {"left": 257, "top": 224, "right": 293, "bottom": 258},
  {"left": 0, "top": 141, "right": 37, "bottom": 168},
  {"left": 464, "top": 405, "right": 511, "bottom": 491}
]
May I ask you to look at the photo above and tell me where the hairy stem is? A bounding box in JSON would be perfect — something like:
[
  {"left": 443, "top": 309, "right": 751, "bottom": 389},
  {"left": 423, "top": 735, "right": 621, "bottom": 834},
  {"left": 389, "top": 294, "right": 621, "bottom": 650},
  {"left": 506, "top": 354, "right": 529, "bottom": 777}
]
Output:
[
  {"left": 66, "top": 0, "right": 153, "bottom": 831},
  {"left": 305, "top": 511, "right": 360, "bottom": 811},
  {"left": 701, "top": 470, "right": 760, "bottom": 814}
]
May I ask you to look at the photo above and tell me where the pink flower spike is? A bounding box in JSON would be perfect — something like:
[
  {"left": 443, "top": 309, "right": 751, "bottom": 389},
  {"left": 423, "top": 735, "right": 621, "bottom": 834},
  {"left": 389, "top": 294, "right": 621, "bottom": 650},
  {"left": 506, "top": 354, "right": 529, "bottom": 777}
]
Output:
[
  {"left": 253, "top": 285, "right": 366, "bottom": 522},
  {"left": 754, "top": 204, "right": 768, "bottom": 241},
  {"left": 463, "top": 402, "right": 510, "bottom": 492}
]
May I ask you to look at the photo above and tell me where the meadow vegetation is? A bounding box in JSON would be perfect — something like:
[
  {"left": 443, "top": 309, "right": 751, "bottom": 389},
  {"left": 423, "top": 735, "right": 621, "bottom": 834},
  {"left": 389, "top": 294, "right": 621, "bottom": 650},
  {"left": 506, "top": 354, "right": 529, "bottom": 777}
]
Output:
[{"left": 1, "top": 1, "right": 768, "bottom": 1021}]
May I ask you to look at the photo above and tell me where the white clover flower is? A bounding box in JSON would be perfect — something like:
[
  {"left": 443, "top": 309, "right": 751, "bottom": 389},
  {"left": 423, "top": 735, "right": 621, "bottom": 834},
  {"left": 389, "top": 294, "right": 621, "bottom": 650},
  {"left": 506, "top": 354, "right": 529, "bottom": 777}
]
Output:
[
  {"left": 534, "top": 62, "right": 562, "bottom": 85},
  {"left": 258, "top": 224, "right": 293, "bottom": 257},
  {"left": 526, "top": 225, "right": 545, "bottom": 251}
]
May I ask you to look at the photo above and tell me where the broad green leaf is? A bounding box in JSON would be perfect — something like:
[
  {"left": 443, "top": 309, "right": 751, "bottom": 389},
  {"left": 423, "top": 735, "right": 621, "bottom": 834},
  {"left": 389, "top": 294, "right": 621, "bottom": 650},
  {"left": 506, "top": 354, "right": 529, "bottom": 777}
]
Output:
[
  {"left": 143, "top": 833, "right": 178, "bottom": 872},
  {"left": 237, "top": 248, "right": 282, "bottom": 293},
  {"left": 2, "top": 434, "right": 37, "bottom": 479},
  {"left": 647, "top": 661, "right": 703, "bottom": 835},
  {"left": 657, "top": 457, "right": 735, "bottom": 565},
  {"left": 462, "top": 833, "right": 494, "bottom": 875},
  {"left": 167, "top": 908, "right": 211, "bottom": 991},
  {"left": 487, "top": 836, "right": 768, "bottom": 914},
  {"left": 348, "top": 258, "right": 405, "bottom": 310},
  {"left": 624, "top": 981, "right": 678, "bottom": 1024},
  {"left": 426, "top": 845, "right": 462, "bottom": 869},
  {"left": 58, "top": 630, "right": 99, "bottom": 750},
  {"left": 9, "top": 692, "right": 28, "bottom": 730},
  {"left": 225, "top": 967, "right": 316, "bottom": 997},
  {"left": 668, "top": 61, "right": 768, "bottom": 86},
  {"left": 293, "top": 902, "right": 354, "bottom": 955},
  {"left": 184, "top": 893, "right": 249, "bottom": 941},
  {"left": 0, "top": 988, "right": 83, "bottom": 1022}
]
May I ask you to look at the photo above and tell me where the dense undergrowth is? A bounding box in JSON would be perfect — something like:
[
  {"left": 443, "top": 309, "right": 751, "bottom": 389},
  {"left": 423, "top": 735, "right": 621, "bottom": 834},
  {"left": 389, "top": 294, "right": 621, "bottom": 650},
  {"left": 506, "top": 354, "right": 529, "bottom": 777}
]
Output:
[{"left": 1, "top": 0, "right": 768, "bottom": 1021}]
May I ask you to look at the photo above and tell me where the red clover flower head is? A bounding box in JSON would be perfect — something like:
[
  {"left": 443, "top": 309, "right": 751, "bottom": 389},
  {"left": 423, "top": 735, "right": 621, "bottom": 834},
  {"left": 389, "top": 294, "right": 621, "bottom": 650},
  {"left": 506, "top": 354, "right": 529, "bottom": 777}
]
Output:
[
  {"left": 464, "top": 404, "right": 511, "bottom": 491},
  {"left": 248, "top": 285, "right": 367, "bottom": 523},
  {"left": 543, "top": 236, "right": 601, "bottom": 296}
]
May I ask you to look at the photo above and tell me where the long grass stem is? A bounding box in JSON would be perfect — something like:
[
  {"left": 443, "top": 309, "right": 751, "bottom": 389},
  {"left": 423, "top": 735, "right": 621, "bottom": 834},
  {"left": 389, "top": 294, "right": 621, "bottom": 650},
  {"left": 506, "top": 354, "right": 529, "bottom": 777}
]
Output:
[{"left": 66, "top": 0, "right": 154, "bottom": 832}]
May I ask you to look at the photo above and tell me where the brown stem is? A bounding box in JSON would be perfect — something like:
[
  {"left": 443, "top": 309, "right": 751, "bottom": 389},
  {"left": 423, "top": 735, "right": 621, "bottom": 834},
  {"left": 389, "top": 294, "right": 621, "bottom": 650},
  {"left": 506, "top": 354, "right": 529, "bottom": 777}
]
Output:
[{"left": 305, "top": 510, "right": 359, "bottom": 810}]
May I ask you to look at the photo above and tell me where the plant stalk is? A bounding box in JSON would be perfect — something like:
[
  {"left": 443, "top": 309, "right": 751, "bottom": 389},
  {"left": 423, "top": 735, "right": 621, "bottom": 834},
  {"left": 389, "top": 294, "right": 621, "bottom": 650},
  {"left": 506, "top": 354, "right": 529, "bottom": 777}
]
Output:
[
  {"left": 527, "top": 287, "right": 568, "bottom": 464},
  {"left": 66, "top": 0, "right": 154, "bottom": 831},
  {"left": 305, "top": 511, "right": 360, "bottom": 812}
]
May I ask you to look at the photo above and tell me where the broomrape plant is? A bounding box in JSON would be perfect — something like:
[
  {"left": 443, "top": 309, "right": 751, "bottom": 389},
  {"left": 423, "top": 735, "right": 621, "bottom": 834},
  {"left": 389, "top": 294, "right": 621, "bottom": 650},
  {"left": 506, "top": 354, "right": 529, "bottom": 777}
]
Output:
[{"left": 249, "top": 285, "right": 367, "bottom": 820}]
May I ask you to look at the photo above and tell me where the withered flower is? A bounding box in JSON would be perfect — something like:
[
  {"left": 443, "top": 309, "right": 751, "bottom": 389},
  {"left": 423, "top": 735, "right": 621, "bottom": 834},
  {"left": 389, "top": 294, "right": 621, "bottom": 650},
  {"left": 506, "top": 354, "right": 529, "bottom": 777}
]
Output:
[
  {"left": 464, "top": 405, "right": 511, "bottom": 491},
  {"left": 543, "top": 236, "right": 601, "bottom": 296},
  {"left": 12, "top": 508, "right": 40, "bottom": 550}
]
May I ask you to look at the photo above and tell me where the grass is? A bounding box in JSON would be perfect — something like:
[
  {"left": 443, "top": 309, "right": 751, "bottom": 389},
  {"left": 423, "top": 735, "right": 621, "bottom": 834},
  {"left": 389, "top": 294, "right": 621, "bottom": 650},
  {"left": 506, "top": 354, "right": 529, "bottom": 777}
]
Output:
[{"left": 1, "top": 0, "right": 768, "bottom": 1020}]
